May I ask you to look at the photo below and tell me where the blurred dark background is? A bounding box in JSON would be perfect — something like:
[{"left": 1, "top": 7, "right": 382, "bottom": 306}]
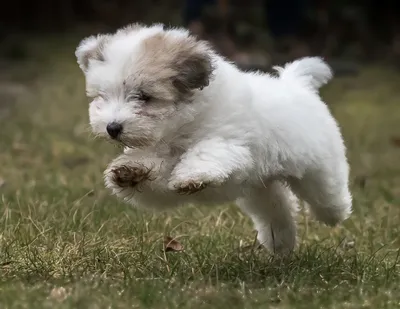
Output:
[{"left": 1, "top": 0, "right": 399, "bottom": 72}]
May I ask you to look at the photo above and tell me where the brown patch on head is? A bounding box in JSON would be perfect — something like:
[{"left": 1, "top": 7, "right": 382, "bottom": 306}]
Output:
[
  {"left": 76, "top": 34, "right": 109, "bottom": 72},
  {"left": 124, "top": 30, "right": 214, "bottom": 102}
]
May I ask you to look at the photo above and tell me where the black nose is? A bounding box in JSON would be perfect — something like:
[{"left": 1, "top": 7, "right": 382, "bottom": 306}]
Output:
[{"left": 106, "top": 122, "right": 123, "bottom": 139}]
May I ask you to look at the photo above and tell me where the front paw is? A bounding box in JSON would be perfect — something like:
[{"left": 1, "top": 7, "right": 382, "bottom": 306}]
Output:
[
  {"left": 105, "top": 163, "right": 152, "bottom": 189},
  {"left": 168, "top": 174, "right": 225, "bottom": 195},
  {"left": 169, "top": 179, "right": 208, "bottom": 195}
]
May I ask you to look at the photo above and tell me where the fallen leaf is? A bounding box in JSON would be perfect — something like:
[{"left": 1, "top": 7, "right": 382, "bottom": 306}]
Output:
[
  {"left": 391, "top": 137, "right": 400, "bottom": 147},
  {"left": 163, "top": 236, "right": 184, "bottom": 252}
]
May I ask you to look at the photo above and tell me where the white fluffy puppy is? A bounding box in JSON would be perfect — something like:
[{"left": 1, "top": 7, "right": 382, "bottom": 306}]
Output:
[{"left": 76, "top": 23, "right": 352, "bottom": 254}]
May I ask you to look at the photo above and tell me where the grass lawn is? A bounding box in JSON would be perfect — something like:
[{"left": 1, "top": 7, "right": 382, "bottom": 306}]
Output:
[{"left": 0, "top": 38, "right": 400, "bottom": 308}]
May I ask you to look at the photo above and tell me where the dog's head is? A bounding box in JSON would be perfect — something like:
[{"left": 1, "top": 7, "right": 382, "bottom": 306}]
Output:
[{"left": 76, "top": 24, "right": 214, "bottom": 147}]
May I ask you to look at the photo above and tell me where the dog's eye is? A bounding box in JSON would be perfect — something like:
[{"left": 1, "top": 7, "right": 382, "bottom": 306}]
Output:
[
  {"left": 138, "top": 91, "right": 151, "bottom": 103},
  {"left": 127, "top": 92, "right": 151, "bottom": 103}
]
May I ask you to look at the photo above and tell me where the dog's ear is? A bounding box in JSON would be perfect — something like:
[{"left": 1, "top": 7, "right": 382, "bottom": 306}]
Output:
[
  {"left": 75, "top": 35, "right": 109, "bottom": 72},
  {"left": 172, "top": 40, "right": 214, "bottom": 94}
]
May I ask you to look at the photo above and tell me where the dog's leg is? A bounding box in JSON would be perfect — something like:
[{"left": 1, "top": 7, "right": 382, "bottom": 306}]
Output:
[
  {"left": 105, "top": 151, "right": 204, "bottom": 210},
  {"left": 289, "top": 167, "right": 352, "bottom": 226},
  {"left": 104, "top": 151, "right": 166, "bottom": 200},
  {"left": 168, "top": 138, "right": 252, "bottom": 194},
  {"left": 237, "top": 181, "right": 298, "bottom": 255}
]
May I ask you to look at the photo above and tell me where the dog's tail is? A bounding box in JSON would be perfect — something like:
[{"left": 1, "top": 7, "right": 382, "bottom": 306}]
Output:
[{"left": 273, "top": 57, "right": 333, "bottom": 91}]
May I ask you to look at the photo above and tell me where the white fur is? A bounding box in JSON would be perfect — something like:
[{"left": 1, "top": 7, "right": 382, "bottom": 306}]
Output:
[{"left": 76, "top": 24, "right": 352, "bottom": 254}]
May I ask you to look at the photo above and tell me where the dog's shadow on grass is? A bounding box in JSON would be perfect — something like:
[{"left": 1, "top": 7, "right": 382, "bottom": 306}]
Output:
[{"left": 163, "top": 242, "right": 398, "bottom": 288}]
